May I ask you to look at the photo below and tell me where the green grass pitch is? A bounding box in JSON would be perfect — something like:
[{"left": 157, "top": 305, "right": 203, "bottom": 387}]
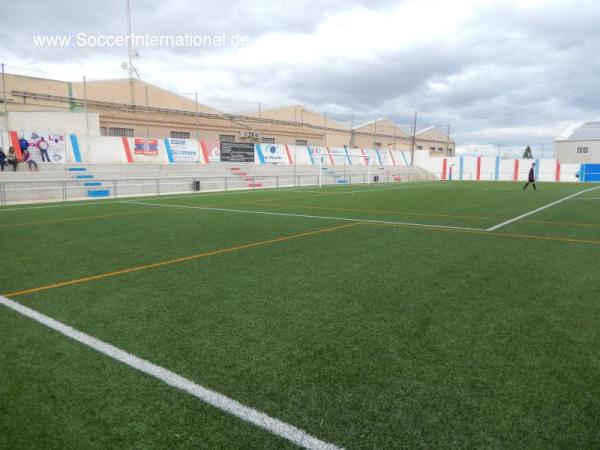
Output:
[{"left": 1, "top": 180, "right": 599, "bottom": 449}]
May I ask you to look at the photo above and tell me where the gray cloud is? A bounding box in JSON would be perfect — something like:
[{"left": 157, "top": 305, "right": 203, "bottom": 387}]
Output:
[{"left": 1, "top": 0, "right": 600, "bottom": 155}]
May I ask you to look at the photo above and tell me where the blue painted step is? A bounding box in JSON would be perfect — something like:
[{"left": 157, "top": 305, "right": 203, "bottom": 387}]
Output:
[
  {"left": 75, "top": 175, "right": 94, "bottom": 179},
  {"left": 88, "top": 189, "right": 110, "bottom": 198},
  {"left": 83, "top": 182, "right": 102, "bottom": 186},
  {"left": 68, "top": 167, "right": 87, "bottom": 172}
]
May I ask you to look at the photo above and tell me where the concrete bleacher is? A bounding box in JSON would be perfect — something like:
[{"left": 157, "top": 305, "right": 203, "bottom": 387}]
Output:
[{"left": 0, "top": 162, "right": 431, "bottom": 205}]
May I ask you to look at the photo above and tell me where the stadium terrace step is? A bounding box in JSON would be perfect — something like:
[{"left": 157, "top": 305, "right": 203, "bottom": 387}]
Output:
[{"left": 87, "top": 189, "right": 110, "bottom": 198}]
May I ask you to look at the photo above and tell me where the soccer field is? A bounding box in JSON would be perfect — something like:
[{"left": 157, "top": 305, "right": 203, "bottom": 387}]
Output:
[{"left": 1, "top": 180, "right": 599, "bottom": 449}]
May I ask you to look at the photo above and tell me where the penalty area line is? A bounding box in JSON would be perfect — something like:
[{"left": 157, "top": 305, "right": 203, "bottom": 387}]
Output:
[
  {"left": 0, "top": 295, "right": 342, "bottom": 450},
  {"left": 120, "top": 200, "right": 485, "bottom": 232},
  {"left": 486, "top": 185, "right": 600, "bottom": 232}
]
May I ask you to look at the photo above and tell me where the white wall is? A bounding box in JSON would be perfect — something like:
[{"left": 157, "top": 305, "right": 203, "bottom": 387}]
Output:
[{"left": 8, "top": 111, "right": 101, "bottom": 137}]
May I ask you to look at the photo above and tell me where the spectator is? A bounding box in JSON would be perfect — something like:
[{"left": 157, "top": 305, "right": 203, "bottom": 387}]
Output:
[
  {"left": 38, "top": 137, "right": 51, "bottom": 162},
  {"left": 7, "top": 147, "right": 19, "bottom": 171},
  {"left": 0, "top": 147, "right": 6, "bottom": 171},
  {"left": 18, "top": 136, "right": 29, "bottom": 154},
  {"left": 22, "top": 149, "right": 38, "bottom": 171}
]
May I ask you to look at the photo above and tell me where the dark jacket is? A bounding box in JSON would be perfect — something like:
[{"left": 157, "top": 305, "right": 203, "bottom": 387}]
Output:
[
  {"left": 528, "top": 167, "right": 535, "bottom": 182},
  {"left": 0, "top": 150, "right": 6, "bottom": 162}
]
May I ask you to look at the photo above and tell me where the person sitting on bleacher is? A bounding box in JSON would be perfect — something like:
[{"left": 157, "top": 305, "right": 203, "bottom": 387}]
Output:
[
  {"left": 7, "top": 147, "right": 19, "bottom": 171},
  {"left": 22, "top": 149, "right": 38, "bottom": 171},
  {"left": 0, "top": 147, "right": 6, "bottom": 171}
]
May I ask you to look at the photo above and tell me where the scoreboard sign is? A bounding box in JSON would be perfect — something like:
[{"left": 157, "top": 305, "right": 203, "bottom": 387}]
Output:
[{"left": 220, "top": 142, "right": 255, "bottom": 162}]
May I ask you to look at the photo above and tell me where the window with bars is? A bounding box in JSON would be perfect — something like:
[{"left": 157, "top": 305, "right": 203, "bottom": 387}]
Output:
[
  {"left": 170, "top": 131, "right": 190, "bottom": 139},
  {"left": 108, "top": 127, "right": 134, "bottom": 137},
  {"left": 219, "top": 134, "right": 236, "bottom": 142},
  {"left": 261, "top": 137, "right": 275, "bottom": 144},
  {"left": 577, "top": 146, "right": 589, "bottom": 154},
  {"left": 295, "top": 139, "right": 307, "bottom": 146}
]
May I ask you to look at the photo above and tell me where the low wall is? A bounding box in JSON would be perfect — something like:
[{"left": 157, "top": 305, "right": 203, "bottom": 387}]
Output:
[{"left": 414, "top": 154, "right": 582, "bottom": 183}]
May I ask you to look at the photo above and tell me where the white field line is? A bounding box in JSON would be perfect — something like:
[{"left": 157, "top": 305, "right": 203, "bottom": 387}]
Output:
[
  {"left": 572, "top": 197, "right": 600, "bottom": 200},
  {"left": 486, "top": 186, "right": 600, "bottom": 232},
  {"left": 0, "top": 295, "right": 342, "bottom": 450},
  {"left": 121, "top": 200, "right": 484, "bottom": 232},
  {"left": 305, "top": 182, "right": 446, "bottom": 195}
]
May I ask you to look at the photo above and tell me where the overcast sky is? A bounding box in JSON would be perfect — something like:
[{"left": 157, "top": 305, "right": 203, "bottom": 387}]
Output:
[{"left": 1, "top": 0, "right": 599, "bottom": 157}]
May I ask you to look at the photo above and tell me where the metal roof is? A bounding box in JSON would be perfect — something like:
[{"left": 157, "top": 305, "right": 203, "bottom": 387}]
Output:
[{"left": 558, "top": 121, "right": 600, "bottom": 141}]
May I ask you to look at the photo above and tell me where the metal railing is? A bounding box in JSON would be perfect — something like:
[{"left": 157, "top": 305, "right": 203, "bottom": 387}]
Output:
[{"left": 0, "top": 171, "right": 431, "bottom": 206}]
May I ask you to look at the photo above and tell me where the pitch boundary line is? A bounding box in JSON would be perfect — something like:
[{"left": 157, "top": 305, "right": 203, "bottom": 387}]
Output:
[
  {"left": 121, "top": 200, "right": 485, "bottom": 232},
  {"left": 486, "top": 186, "right": 600, "bottom": 231},
  {"left": 0, "top": 295, "right": 341, "bottom": 450}
]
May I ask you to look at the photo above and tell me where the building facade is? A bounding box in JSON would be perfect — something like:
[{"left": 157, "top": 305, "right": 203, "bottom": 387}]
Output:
[
  {"left": 555, "top": 121, "right": 600, "bottom": 164},
  {"left": 1, "top": 73, "right": 454, "bottom": 156}
]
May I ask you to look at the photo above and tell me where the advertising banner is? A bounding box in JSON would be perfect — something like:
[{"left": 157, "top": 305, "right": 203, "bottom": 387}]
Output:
[
  {"left": 220, "top": 141, "right": 255, "bottom": 162},
  {"left": 20, "top": 131, "right": 66, "bottom": 162},
  {"left": 134, "top": 138, "right": 159, "bottom": 155},
  {"left": 168, "top": 138, "right": 198, "bottom": 163},
  {"left": 258, "top": 144, "right": 287, "bottom": 164}
]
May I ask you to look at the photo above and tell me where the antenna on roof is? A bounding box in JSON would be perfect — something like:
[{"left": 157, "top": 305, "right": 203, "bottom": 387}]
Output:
[{"left": 123, "top": 0, "right": 141, "bottom": 105}]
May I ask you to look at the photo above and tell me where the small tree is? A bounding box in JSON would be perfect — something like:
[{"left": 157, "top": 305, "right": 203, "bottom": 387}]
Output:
[{"left": 523, "top": 146, "right": 533, "bottom": 159}]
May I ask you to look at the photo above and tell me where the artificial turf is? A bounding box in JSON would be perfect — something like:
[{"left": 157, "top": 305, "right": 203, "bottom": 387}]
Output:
[{"left": 1, "top": 181, "right": 599, "bottom": 449}]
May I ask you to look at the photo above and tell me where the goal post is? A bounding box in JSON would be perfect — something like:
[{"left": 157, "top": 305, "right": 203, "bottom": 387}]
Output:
[{"left": 311, "top": 151, "right": 371, "bottom": 187}]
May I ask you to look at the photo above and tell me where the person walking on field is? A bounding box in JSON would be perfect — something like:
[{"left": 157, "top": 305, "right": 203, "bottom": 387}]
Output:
[
  {"left": 38, "top": 137, "right": 51, "bottom": 162},
  {"left": 523, "top": 162, "right": 537, "bottom": 190}
]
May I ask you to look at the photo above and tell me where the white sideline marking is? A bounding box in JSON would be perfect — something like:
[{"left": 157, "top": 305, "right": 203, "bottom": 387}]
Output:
[
  {"left": 573, "top": 197, "right": 600, "bottom": 200},
  {"left": 121, "top": 200, "right": 484, "bottom": 232},
  {"left": 486, "top": 186, "right": 600, "bottom": 232},
  {"left": 0, "top": 295, "right": 341, "bottom": 450},
  {"left": 308, "top": 182, "right": 446, "bottom": 195}
]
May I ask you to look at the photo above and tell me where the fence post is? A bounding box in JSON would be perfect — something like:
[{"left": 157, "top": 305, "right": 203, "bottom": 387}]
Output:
[
  {"left": 0, "top": 183, "right": 4, "bottom": 206},
  {"left": 224, "top": 177, "right": 228, "bottom": 191},
  {"left": 62, "top": 181, "right": 66, "bottom": 202},
  {"left": 276, "top": 176, "right": 279, "bottom": 189},
  {"left": 156, "top": 178, "right": 160, "bottom": 195},
  {"left": 114, "top": 180, "right": 118, "bottom": 199}
]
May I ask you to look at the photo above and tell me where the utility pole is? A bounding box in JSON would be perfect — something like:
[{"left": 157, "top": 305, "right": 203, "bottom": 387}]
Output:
[
  {"left": 126, "top": 0, "right": 135, "bottom": 106},
  {"left": 410, "top": 111, "right": 417, "bottom": 165},
  {"left": 258, "top": 102, "right": 262, "bottom": 142},
  {"left": 145, "top": 85, "right": 149, "bottom": 138},
  {"left": 1, "top": 62, "right": 8, "bottom": 148},
  {"left": 323, "top": 111, "right": 327, "bottom": 148},
  {"left": 194, "top": 92, "right": 199, "bottom": 142},
  {"left": 83, "top": 76, "right": 90, "bottom": 137}
]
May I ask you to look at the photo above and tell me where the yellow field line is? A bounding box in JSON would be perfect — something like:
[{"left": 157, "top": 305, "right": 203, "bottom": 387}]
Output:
[
  {"left": 0, "top": 209, "right": 170, "bottom": 229},
  {"left": 368, "top": 222, "right": 600, "bottom": 245},
  {"left": 241, "top": 201, "right": 600, "bottom": 228},
  {"left": 4, "top": 222, "right": 360, "bottom": 298}
]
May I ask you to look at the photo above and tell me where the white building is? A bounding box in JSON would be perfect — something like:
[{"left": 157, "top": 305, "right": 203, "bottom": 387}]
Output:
[{"left": 555, "top": 121, "right": 600, "bottom": 164}]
